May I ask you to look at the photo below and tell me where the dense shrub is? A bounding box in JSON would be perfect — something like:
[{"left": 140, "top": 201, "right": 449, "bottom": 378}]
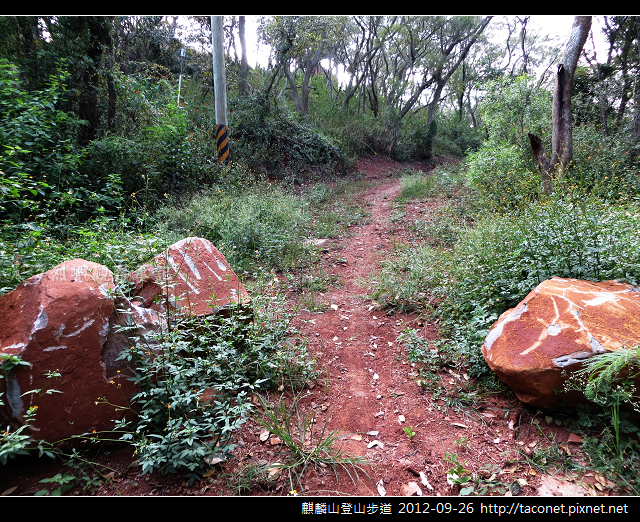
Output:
[
  {"left": 114, "top": 295, "right": 314, "bottom": 483},
  {"left": 154, "top": 181, "right": 316, "bottom": 273},
  {"left": 374, "top": 176, "right": 640, "bottom": 378},
  {"left": 397, "top": 112, "right": 484, "bottom": 161},
  {"left": 0, "top": 217, "right": 168, "bottom": 295},
  {"left": 0, "top": 60, "right": 99, "bottom": 222},
  {"left": 564, "top": 125, "right": 640, "bottom": 200},
  {"left": 467, "top": 74, "right": 640, "bottom": 211},
  {"left": 438, "top": 196, "right": 640, "bottom": 328},
  {"left": 187, "top": 93, "right": 345, "bottom": 181},
  {"left": 466, "top": 142, "right": 542, "bottom": 211},
  {"left": 464, "top": 75, "right": 550, "bottom": 212}
]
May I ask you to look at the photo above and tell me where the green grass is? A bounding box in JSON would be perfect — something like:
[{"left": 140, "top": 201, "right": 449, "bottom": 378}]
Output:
[
  {"left": 397, "top": 168, "right": 436, "bottom": 200},
  {"left": 254, "top": 393, "right": 371, "bottom": 495},
  {"left": 154, "top": 182, "right": 317, "bottom": 274}
]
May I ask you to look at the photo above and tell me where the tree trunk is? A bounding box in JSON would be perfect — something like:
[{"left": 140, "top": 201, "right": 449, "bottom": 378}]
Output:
[
  {"left": 530, "top": 16, "right": 591, "bottom": 194},
  {"left": 238, "top": 16, "right": 249, "bottom": 97},
  {"left": 283, "top": 61, "right": 303, "bottom": 115},
  {"left": 528, "top": 133, "right": 553, "bottom": 195},
  {"left": 551, "top": 16, "right": 591, "bottom": 175},
  {"left": 300, "top": 48, "right": 322, "bottom": 121}
]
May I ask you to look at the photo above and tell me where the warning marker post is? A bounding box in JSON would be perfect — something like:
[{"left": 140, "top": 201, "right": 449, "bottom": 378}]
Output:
[{"left": 211, "top": 16, "right": 229, "bottom": 165}]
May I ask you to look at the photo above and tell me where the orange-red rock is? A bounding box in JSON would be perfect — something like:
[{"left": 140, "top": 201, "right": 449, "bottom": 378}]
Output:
[
  {"left": 482, "top": 277, "right": 640, "bottom": 410},
  {"left": 0, "top": 240, "right": 251, "bottom": 444},
  {"left": 0, "top": 259, "right": 136, "bottom": 443},
  {"left": 127, "top": 237, "right": 250, "bottom": 317}
]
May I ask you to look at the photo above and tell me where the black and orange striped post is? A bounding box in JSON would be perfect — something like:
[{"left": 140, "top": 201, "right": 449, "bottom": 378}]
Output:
[{"left": 216, "top": 123, "right": 230, "bottom": 165}]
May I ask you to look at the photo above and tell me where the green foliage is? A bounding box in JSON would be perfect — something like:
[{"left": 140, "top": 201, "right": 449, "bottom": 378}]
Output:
[
  {"left": 467, "top": 74, "right": 640, "bottom": 211},
  {"left": 306, "top": 177, "right": 372, "bottom": 239},
  {"left": 466, "top": 143, "right": 542, "bottom": 211},
  {"left": 444, "top": 451, "right": 473, "bottom": 493},
  {"left": 0, "top": 217, "right": 167, "bottom": 295},
  {"left": 439, "top": 196, "right": 640, "bottom": 328},
  {"left": 403, "top": 426, "right": 416, "bottom": 441},
  {"left": 111, "top": 290, "right": 315, "bottom": 484},
  {"left": 0, "top": 358, "right": 70, "bottom": 466},
  {"left": 431, "top": 113, "right": 485, "bottom": 158},
  {"left": 0, "top": 59, "right": 100, "bottom": 222},
  {"left": 78, "top": 73, "right": 219, "bottom": 210},
  {"left": 308, "top": 86, "right": 391, "bottom": 161},
  {"left": 465, "top": 75, "right": 550, "bottom": 212},
  {"left": 398, "top": 112, "right": 484, "bottom": 161},
  {"left": 154, "top": 182, "right": 316, "bottom": 273},
  {"left": 184, "top": 92, "right": 345, "bottom": 181},
  {"left": 377, "top": 188, "right": 640, "bottom": 380},
  {"left": 36, "top": 473, "right": 78, "bottom": 496},
  {"left": 565, "top": 346, "right": 640, "bottom": 474},
  {"left": 371, "top": 241, "right": 448, "bottom": 315},
  {"left": 0, "top": 356, "right": 34, "bottom": 464},
  {"left": 479, "top": 75, "right": 552, "bottom": 146},
  {"left": 564, "top": 126, "right": 640, "bottom": 200},
  {"left": 371, "top": 167, "right": 474, "bottom": 314},
  {"left": 397, "top": 168, "right": 436, "bottom": 200}
]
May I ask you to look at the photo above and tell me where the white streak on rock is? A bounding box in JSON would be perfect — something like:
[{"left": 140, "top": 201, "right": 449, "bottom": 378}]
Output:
[
  {"left": 547, "top": 324, "right": 562, "bottom": 336},
  {"left": 43, "top": 345, "right": 67, "bottom": 352},
  {"left": 33, "top": 308, "right": 48, "bottom": 331},
  {"left": 64, "top": 319, "right": 95, "bottom": 337},
  {"left": 484, "top": 302, "right": 528, "bottom": 352},
  {"left": 202, "top": 261, "right": 223, "bottom": 281},
  {"left": 583, "top": 293, "right": 616, "bottom": 307},
  {"left": 166, "top": 254, "right": 200, "bottom": 295},
  {"left": 180, "top": 252, "right": 201, "bottom": 280}
]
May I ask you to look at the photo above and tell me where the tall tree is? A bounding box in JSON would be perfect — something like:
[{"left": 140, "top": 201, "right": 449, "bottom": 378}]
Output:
[
  {"left": 260, "top": 16, "right": 348, "bottom": 121},
  {"left": 375, "top": 16, "right": 492, "bottom": 157},
  {"left": 238, "top": 16, "right": 249, "bottom": 96},
  {"left": 50, "top": 17, "right": 113, "bottom": 145},
  {"left": 529, "top": 16, "right": 592, "bottom": 194}
]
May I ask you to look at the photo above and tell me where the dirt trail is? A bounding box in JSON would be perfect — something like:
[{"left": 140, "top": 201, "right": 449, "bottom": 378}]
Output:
[
  {"left": 289, "top": 157, "right": 475, "bottom": 496},
  {"left": 282, "top": 156, "right": 598, "bottom": 497},
  {"left": 287, "top": 157, "right": 436, "bottom": 495}
]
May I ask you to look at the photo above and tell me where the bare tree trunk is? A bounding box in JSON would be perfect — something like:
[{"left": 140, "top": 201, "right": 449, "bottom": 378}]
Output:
[
  {"left": 283, "top": 61, "right": 303, "bottom": 115},
  {"left": 551, "top": 16, "right": 592, "bottom": 174},
  {"left": 238, "top": 16, "right": 249, "bottom": 96},
  {"left": 528, "top": 133, "right": 553, "bottom": 195},
  {"left": 530, "top": 16, "right": 591, "bottom": 194},
  {"left": 300, "top": 47, "right": 322, "bottom": 121}
]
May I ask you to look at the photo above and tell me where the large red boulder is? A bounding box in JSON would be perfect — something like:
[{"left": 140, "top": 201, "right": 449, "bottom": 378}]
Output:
[
  {"left": 0, "top": 259, "right": 137, "bottom": 443},
  {"left": 0, "top": 239, "right": 251, "bottom": 444},
  {"left": 482, "top": 277, "right": 640, "bottom": 410},
  {"left": 127, "top": 237, "right": 250, "bottom": 317}
]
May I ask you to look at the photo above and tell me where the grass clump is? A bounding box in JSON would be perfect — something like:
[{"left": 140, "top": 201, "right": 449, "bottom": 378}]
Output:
[
  {"left": 397, "top": 168, "right": 436, "bottom": 201},
  {"left": 254, "top": 393, "right": 370, "bottom": 495},
  {"left": 154, "top": 182, "right": 316, "bottom": 274}
]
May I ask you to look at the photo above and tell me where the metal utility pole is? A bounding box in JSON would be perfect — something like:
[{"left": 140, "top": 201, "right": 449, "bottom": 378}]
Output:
[{"left": 211, "top": 16, "right": 229, "bottom": 165}]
